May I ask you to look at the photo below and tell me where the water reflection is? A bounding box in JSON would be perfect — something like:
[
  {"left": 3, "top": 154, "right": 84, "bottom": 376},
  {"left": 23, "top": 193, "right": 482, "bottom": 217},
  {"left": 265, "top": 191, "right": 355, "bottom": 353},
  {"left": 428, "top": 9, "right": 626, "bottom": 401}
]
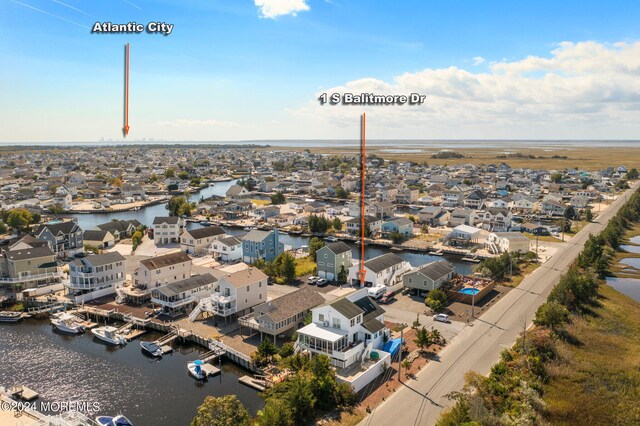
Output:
[{"left": 606, "top": 277, "right": 640, "bottom": 302}]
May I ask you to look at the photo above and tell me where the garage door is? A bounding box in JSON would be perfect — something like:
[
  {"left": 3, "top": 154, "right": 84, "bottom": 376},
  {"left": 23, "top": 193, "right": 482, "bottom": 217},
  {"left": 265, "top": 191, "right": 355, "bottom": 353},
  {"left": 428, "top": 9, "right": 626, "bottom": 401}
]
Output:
[
  {"left": 326, "top": 272, "right": 335, "bottom": 280},
  {"left": 318, "top": 270, "right": 326, "bottom": 278}
]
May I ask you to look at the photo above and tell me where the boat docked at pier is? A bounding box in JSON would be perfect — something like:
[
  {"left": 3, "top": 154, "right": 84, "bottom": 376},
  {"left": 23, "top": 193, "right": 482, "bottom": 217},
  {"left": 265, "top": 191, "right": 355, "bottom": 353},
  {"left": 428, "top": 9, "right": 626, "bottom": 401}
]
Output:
[
  {"left": 50, "top": 313, "right": 85, "bottom": 334},
  {"left": 140, "top": 341, "right": 163, "bottom": 357},
  {"left": 187, "top": 360, "right": 207, "bottom": 380},
  {"left": 95, "top": 414, "right": 134, "bottom": 426},
  {"left": 92, "top": 326, "right": 127, "bottom": 346},
  {"left": 0, "top": 311, "right": 22, "bottom": 323}
]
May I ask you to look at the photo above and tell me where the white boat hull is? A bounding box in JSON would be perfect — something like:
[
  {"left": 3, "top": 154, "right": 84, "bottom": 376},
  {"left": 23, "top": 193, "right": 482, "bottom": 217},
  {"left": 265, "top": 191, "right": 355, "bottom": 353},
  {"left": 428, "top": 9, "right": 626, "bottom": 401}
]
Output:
[
  {"left": 92, "top": 327, "right": 127, "bottom": 345},
  {"left": 51, "top": 319, "right": 84, "bottom": 334},
  {"left": 187, "top": 362, "right": 206, "bottom": 380}
]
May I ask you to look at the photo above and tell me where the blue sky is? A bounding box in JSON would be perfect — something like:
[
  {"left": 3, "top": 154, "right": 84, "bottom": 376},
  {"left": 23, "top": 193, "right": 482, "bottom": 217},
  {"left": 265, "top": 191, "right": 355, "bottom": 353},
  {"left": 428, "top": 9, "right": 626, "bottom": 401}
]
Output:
[{"left": 1, "top": 0, "right": 639, "bottom": 142}]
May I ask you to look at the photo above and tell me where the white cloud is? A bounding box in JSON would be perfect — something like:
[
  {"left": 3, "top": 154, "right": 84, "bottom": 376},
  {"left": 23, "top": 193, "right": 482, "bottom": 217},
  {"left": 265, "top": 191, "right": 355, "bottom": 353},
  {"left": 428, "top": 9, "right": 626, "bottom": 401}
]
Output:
[
  {"left": 254, "top": 0, "right": 310, "bottom": 19},
  {"left": 472, "top": 56, "right": 485, "bottom": 66},
  {"left": 291, "top": 41, "right": 640, "bottom": 139}
]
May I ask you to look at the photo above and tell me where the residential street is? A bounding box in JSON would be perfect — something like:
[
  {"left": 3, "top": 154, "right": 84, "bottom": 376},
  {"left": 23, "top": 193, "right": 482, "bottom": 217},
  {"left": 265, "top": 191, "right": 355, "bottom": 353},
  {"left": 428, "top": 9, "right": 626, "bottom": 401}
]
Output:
[{"left": 362, "top": 184, "right": 638, "bottom": 426}]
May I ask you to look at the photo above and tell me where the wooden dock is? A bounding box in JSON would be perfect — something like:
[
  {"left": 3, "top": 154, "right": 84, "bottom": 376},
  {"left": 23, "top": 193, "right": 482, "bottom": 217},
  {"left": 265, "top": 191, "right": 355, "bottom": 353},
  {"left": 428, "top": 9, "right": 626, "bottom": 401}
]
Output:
[
  {"left": 238, "top": 375, "right": 266, "bottom": 391},
  {"left": 10, "top": 385, "right": 39, "bottom": 401},
  {"left": 201, "top": 364, "right": 221, "bottom": 377},
  {"left": 123, "top": 328, "right": 147, "bottom": 341}
]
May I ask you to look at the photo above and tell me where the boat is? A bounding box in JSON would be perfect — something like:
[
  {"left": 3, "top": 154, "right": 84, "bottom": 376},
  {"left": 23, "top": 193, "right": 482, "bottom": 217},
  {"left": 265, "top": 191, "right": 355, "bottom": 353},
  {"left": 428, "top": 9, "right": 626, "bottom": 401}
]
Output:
[
  {"left": 199, "top": 220, "right": 212, "bottom": 226},
  {"left": 0, "top": 311, "right": 22, "bottom": 323},
  {"left": 51, "top": 313, "right": 85, "bottom": 334},
  {"left": 461, "top": 255, "right": 481, "bottom": 263},
  {"left": 187, "top": 360, "right": 207, "bottom": 380},
  {"left": 95, "top": 414, "right": 134, "bottom": 426},
  {"left": 92, "top": 326, "right": 127, "bottom": 346},
  {"left": 132, "top": 206, "right": 140, "bottom": 211},
  {"left": 408, "top": 205, "right": 421, "bottom": 211},
  {"left": 243, "top": 226, "right": 254, "bottom": 231},
  {"left": 324, "top": 236, "right": 338, "bottom": 242},
  {"left": 140, "top": 341, "right": 163, "bottom": 357}
]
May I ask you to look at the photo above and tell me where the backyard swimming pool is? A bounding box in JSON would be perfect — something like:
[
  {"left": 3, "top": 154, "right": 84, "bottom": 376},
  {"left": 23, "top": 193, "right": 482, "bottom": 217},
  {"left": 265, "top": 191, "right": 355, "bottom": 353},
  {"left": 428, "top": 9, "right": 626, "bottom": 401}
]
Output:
[{"left": 458, "top": 287, "right": 480, "bottom": 295}]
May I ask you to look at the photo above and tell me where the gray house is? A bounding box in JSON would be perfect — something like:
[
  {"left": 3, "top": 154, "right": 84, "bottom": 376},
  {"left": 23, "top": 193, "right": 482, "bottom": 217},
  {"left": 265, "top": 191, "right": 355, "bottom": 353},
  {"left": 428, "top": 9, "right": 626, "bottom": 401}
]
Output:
[
  {"left": 316, "top": 241, "right": 352, "bottom": 281},
  {"left": 403, "top": 260, "right": 454, "bottom": 292},
  {"left": 34, "top": 221, "right": 84, "bottom": 259}
]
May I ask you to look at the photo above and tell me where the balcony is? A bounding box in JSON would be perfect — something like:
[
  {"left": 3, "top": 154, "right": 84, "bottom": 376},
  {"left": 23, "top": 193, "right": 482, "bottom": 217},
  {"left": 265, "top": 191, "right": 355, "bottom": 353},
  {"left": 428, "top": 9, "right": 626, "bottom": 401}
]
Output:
[
  {"left": 151, "top": 295, "right": 196, "bottom": 309},
  {"left": 0, "top": 271, "right": 63, "bottom": 284},
  {"left": 66, "top": 277, "right": 124, "bottom": 291},
  {"left": 210, "top": 293, "right": 237, "bottom": 316}
]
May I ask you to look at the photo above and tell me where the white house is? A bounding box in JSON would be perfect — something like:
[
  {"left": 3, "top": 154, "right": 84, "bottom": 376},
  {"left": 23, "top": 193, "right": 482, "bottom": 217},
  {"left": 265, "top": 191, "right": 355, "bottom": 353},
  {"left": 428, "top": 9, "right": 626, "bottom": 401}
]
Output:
[
  {"left": 210, "top": 236, "right": 243, "bottom": 262},
  {"left": 152, "top": 216, "right": 184, "bottom": 245},
  {"left": 66, "top": 252, "right": 126, "bottom": 303},
  {"left": 486, "top": 232, "right": 530, "bottom": 254},
  {"left": 348, "top": 253, "right": 411, "bottom": 288},
  {"left": 51, "top": 193, "right": 72, "bottom": 210},
  {"left": 296, "top": 288, "right": 391, "bottom": 392},
  {"left": 180, "top": 225, "right": 225, "bottom": 255}
]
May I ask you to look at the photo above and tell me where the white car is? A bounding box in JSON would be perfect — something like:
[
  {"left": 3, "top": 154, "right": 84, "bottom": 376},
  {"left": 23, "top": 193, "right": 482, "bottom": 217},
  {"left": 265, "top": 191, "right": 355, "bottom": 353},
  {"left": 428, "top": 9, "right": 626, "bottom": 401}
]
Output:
[{"left": 433, "top": 313, "right": 450, "bottom": 323}]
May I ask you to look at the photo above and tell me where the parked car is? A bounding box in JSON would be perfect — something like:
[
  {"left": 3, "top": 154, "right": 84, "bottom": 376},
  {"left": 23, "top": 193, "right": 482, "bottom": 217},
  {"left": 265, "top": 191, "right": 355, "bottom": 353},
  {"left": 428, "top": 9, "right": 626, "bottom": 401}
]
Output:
[
  {"left": 316, "top": 278, "right": 328, "bottom": 287},
  {"left": 379, "top": 291, "right": 396, "bottom": 304},
  {"left": 433, "top": 313, "right": 450, "bottom": 323},
  {"left": 307, "top": 276, "right": 319, "bottom": 285}
]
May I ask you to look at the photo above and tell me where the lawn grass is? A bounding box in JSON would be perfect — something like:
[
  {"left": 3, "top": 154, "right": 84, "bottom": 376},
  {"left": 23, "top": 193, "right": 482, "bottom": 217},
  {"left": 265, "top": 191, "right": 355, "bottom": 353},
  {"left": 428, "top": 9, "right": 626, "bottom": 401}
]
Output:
[
  {"left": 523, "top": 233, "right": 561, "bottom": 243},
  {"left": 251, "top": 199, "right": 270, "bottom": 206},
  {"left": 294, "top": 256, "right": 317, "bottom": 277},
  {"left": 543, "top": 284, "right": 640, "bottom": 425},
  {"left": 502, "top": 262, "right": 540, "bottom": 287}
]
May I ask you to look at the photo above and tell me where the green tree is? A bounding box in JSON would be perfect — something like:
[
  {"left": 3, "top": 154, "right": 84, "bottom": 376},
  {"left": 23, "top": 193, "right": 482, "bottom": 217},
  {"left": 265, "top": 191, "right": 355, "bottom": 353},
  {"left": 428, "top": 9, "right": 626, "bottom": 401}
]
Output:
[
  {"left": 0, "top": 222, "right": 7, "bottom": 234},
  {"left": 165, "top": 168, "right": 175, "bottom": 178},
  {"left": 134, "top": 166, "right": 141, "bottom": 173},
  {"left": 191, "top": 395, "right": 251, "bottom": 426},
  {"left": 389, "top": 231, "right": 405, "bottom": 244},
  {"left": 425, "top": 289, "right": 447, "bottom": 313},
  {"left": 626, "top": 168, "right": 639, "bottom": 180},
  {"left": 167, "top": 196, "right": 194, "bottom": 216},
  {"left": 178, "top": 171, "right": 190, "bottom": 180},
  {"left": 337, "top": 265, "right": 348, "bottom": 285},
  {"left": 335, "top": 187, "right": 350, "bottom": 199},
  {"left": 533, "top": 301, "right": 570, "bottom": 331},
  {"left": 270, "top": 192, "right": 286, "bottom": 205},
  {"left": 550, "top": 172, "right": 563, "bottom": 183},
  {"left": 585, "top": 208, "right": 593, "bottom": 222},
  {"left": 257, "top": 399, "right": 293, "bottom": 426},
  {"left": 131, "top": 230, "right": 143, "bottom": 249},
  {"left": 331, "top": 217, "right": 342, "bottom": 231},
  {"left": 7, "top": 208, "right": 32, "bottom": 234},
  {"left": 308, "top": 237, "right": 325, "bottom": 259}
]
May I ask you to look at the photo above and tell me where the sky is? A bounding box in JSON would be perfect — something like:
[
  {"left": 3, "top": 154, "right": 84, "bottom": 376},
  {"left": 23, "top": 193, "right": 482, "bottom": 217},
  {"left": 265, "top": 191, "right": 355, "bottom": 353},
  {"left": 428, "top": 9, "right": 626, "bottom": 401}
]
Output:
[{"left": 1, "top": 0, "right": 639, "bottom": 142}]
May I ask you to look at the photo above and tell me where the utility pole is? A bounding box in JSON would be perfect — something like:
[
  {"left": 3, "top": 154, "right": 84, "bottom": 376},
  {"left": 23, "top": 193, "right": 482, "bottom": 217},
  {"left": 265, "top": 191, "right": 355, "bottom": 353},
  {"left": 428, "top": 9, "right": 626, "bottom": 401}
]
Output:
[{"left": 398, "top": 327, "right": 403, "bottom": 382}]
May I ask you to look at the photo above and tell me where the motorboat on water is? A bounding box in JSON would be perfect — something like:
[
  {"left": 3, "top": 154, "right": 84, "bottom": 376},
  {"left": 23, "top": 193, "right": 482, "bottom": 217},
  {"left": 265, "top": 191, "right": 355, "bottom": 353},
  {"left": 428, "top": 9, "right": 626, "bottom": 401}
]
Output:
[
  {"left": 324, "top": 236, "right": 338, "bottom": 242},
  {"left": 51, "top": 313, "right": 85, "bottom": 334},
  {"left": 140, "top": 341, "right": 163, "bottom": 357},
  {"left": 95, "top": 414, "right": 134, "bottom": 426},
  {"left": 92, "top": 326, "right": 127, "bottom": 346},
  {"left": 188, "top": 360, "right": 207, "bottom": 380},
  {"left": 0, "top": 311, "right": 22, "bottom": 323}
]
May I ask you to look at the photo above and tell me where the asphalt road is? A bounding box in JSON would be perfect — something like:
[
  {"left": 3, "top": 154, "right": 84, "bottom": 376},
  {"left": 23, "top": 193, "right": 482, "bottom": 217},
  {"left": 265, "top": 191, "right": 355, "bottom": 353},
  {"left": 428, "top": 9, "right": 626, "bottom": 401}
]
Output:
[{"left": 362, "top": 184, "right": 638, "bottom": 426}]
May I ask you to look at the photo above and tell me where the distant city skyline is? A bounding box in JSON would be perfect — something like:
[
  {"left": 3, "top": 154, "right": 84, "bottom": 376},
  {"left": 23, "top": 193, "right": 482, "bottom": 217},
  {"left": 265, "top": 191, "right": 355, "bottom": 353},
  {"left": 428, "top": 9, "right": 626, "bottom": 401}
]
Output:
[{"left": 1, "top": 0, "right": 639, "bottom": 142}]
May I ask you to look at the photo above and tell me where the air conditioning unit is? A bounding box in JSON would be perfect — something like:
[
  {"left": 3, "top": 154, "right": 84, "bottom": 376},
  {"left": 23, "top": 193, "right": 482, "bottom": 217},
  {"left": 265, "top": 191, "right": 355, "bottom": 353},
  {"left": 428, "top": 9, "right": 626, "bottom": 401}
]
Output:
[{"left": 322, "top": 321, "right": 329, "bottom": 327}]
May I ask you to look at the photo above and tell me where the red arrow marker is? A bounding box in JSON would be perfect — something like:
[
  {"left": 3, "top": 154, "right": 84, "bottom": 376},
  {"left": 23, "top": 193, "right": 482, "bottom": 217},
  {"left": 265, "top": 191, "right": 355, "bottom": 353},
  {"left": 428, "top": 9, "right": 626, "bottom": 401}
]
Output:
[
  {"left": 359, "top": 113, "right": 367, "bottom": 285},
  {"left": 123, "top": 43, "right": 130, "bottom": 137}
]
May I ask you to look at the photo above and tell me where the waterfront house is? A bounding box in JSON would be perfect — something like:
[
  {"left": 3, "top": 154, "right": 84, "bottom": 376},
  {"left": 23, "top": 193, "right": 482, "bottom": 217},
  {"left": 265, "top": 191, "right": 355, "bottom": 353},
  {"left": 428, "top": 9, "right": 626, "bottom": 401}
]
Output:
[
  {"left": 241, "top": 229, "right": 284, "bottom": 263},
  {"left": 402, "top": 260, "right": 454, "bottom": 293},
  {"left": 316, "top": 241, "right": 352, "bottom": 281},
  {"left": 210, "top": 236, "right": 243, "bottom": 262},
  {"left": 34, "top": 221, "right": 84, "bottom": 259},
  {"left": 348, "top": 252, "right": 411, "bottom": 288},
  {"left": 152, "top": 216, "right": 184, "bottom": 245},
  {"left": 209, "top": 267, "right": 268, "bottom": 317},
  {"left": 180, "top": 226, "right": 225, "bottom": 255},
  {"left": 0, "top": 245, "right": 63, "bottom": 300},
  {"left": 151, "top": 273, "right": 217, "bottom": 315},
  {"left": 345, "top": 216, "right": 383, "bottom": 236},
  {"left": 381, "top": 217, "right": 413, "bottom": 237},
  {"left": 448, "top": 224, "right": 481, "bottom": 244},
  {"left": 133, "top": 252, "right": 192, "bottom": 290},
  {"left": 51, "top": 193, "right": 72, "bottom": 210},
  {"left": 448, "top": 208, "right": 479, "bottom": 227},
  {"left": 239, "top": 287, "right": 325, "bottom": 342},
  {"left": 254, "top": 205, "right": 280, "bottom": 221},
  {"left": 296, "top": 288, "right": 391, "bottom": 392},
  {"left": 67, "top": 252, "right": 126, "bottom": 303},
  {"left": 226, "top": 185, "right": 250, "bottom": 200},
  {"left": 83, "top": 229, "right": 116, "bottom": 249}
]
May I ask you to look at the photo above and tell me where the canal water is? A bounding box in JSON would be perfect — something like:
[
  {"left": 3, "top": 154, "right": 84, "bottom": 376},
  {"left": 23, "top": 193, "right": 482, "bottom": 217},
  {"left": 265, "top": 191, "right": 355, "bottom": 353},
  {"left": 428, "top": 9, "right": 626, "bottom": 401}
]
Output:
[
  {"left": 0, "top": 320, "right": 263, "bottom": 425},
  {"left": 67, "top": 179, "right": 473, "bottom": 275}
]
